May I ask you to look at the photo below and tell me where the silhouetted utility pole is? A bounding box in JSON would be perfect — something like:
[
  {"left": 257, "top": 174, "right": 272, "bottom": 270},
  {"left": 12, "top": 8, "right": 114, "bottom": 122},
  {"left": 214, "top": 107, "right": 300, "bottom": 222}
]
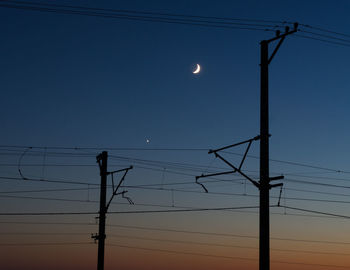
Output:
[
  {"left": 93, "top": 151, "right": 133, "bottom": 270},
  {"left": 196, "top": 23, "right": 298, "bottom": 270},
  {"left": 96, "top": 151, "right": 108, "bottom": 270},
  {"left": 259, "top": 23, "right": 298, "bottom": 270}
]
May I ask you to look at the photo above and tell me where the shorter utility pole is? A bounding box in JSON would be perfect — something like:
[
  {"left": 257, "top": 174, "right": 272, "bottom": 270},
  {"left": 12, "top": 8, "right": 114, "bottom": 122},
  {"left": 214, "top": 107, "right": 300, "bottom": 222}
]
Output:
[
  {"left": 93, "top": 151, "right": 133, "bottom": 270},
  {"left": 96, "top": 151, "right": 107, "bottom": 270}
]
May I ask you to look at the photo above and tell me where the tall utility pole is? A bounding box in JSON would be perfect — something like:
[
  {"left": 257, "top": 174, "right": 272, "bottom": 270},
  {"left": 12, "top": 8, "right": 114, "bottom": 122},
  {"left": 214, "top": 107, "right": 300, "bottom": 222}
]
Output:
[
  {"left": 259, "top": 23, "right": 298, "bottom": 270},
  {"left": 96, "top": 151, "right": 108, "bottom": 270},
  {"left": 196, "top": 23, "right": 298, "bottom": 270}
]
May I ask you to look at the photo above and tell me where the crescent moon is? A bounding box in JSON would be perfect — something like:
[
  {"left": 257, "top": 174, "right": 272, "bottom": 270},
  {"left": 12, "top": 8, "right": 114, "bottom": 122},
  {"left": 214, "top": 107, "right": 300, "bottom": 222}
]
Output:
[{"left": 193, "top": 64, "right": 201, "bottom": 74}]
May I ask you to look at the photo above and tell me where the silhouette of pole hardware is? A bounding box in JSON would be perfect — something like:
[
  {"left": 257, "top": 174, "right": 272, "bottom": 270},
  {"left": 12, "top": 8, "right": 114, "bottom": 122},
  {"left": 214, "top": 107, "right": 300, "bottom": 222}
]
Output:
[
  {"left": 196, "top": 135, "right": 265, "bottom": 191},
  {"left": 196, "top": 22, "right": 297, "bottom": 270},
  {"left": 93, "top": 151, "right": 133, "bottom": 270},
  {"left": 259, "top": 22, "right": 298, "bottom": 270}
]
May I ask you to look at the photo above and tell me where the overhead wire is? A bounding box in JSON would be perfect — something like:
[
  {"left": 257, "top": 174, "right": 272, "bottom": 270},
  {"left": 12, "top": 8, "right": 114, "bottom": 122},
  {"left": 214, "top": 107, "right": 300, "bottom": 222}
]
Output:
[
  {"left": 0, "top": 242, "right": 93, "bottom": 246},
  {"left": 295, "top": 34, "right": 350, "bottom": 48},
  {"left": 0, "top": 1, "right": 348, "bottom": 49},
  {"left": 2, "top": 145, "right": 350, "bottom": 176},
  {"left": 300, "top": 23, "right": 350, "bottom": 38},
  {"left": 0, "top": 221, "right": 347, "bottom": 245},
  {"left": 109, "top": 233, "right": 350, "bottom": 256},
  {"left": 0, "top": 0, "right": 288, "bottom": 24},
  {"left": 0, "top": 205, "right": 262, "bottom": 216},
  {"left": 109, "top": 224, "right": 350, "bottom": 245},
  {"left": 107, "top": 243, "right": 350, "bottom": 268},
  {"left": 0, "top": 2, "right": 278, "bottom": 32}
]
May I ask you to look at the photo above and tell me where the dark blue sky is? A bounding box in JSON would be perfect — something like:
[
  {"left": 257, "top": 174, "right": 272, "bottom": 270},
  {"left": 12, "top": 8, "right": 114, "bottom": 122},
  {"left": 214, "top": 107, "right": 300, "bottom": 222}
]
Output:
[{"left": 1, "top": 0, "right": 349, "bottom": 162}]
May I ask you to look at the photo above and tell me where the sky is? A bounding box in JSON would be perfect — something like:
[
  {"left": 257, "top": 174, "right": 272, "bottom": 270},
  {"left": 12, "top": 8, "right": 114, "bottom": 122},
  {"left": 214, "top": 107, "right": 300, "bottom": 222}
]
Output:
[{"left": 1, "top": 0, "right": 350, "bottom": 269}]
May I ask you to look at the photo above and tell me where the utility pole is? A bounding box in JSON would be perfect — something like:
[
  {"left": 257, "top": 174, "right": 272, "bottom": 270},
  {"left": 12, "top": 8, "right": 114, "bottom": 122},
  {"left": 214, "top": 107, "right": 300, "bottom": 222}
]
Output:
[
  {"left": 259, "top": 23, "right": 298, "bottom": 270},
  {"left": 93, "top": 151, "right": 133, "bottom": 270},
  {"left": 96, "top": 151, "right": 108, "bottom": 270},
  {"left": 196, "top": 23, "right": 298, "bottom": 270}
]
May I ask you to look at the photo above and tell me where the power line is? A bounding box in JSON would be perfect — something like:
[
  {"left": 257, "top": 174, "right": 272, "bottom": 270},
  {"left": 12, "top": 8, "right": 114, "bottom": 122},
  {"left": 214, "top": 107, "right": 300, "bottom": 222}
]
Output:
[
  {"left": 4, "top": 188, "right": 350, "bottom": 207},
  {"left": 0, "top": 205, "right": 261, "bottom": 216},
  {"left": 300, "top": 23, "right": 350, "bottom": 38},
  {"left": 0, "top": 175, "right": 98, "bottom": 186},
  {"left": 0, "top": 221, "right": 97, "bottom": 226},
  {"left": 107, "top": 205, "right": 261, "bottom": 214},
  {"left": 299, "top": 29, "right": 350, "bottom": 44},
  {"left": 2, "top": 145, "right": 350, "bottom": 175},
  {"left": 0, "top": 232, "right": 89, "bottom": 235},
  {"left": 295, "top": 33, "right": 350, "bottom": 47},
  {"left": 284, "top": 187, "right": 350, "bottom": 198},
  {"left": 0, "top": 211, "right": 97, "bottom": 216},
  {"left": 0, "top": 2, "right": 278, "bottom": 32},
  {"left": 0, "top": 242, "right": 93, "bottom": 246},
  {"left": 108, "top": 224, "right": 350, "bottom": 245},
  {"left": 285, "top": 177, "right": 350, "bottom": 189},
  {"left": 0, "top": 220, "right": 348, "bottom": 245},
  {"left": 107, "top": 243, "right": 350, "bottom": 268},
  {"left": 1, "top": 0, "right": 350, "bottom": 49},
  {"left": 224, "top": 151, "right": 350, "bottom": 173},
  {"left": 0, "top": 0, "right": 287, "bottom": 24},
  {"left": 107, "top": 243, "right": 257, "bottom": 262},
  {"left": 0, "top": 187, "right": 94, "bottom": 194},
  {"left": 281, "top": 205, "right": 350, "bottom": 219},
  {"left": 109, "top": 233, "right": 350, "bottom": 256},
  {"left": 122, "top": 184, "right": 350, "bottom": 205}
]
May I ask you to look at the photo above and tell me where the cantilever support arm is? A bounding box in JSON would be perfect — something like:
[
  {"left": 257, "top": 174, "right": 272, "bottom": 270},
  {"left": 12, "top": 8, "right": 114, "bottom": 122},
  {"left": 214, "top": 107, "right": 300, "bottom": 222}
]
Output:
[
  {"left": 213, "top": 152, "right": 260, "bottom": 189},
  {"left": 208, "top": 135, "right": 260, "bottom": 154},
  {"left": 196, "top": 170, "right": 237, "bottom": 179},
  {"left": 195, "top": 170, "right": 237, "bottom": 193},
  {"left": 106, "top": 166, "right": 133, "bottom": 210}
]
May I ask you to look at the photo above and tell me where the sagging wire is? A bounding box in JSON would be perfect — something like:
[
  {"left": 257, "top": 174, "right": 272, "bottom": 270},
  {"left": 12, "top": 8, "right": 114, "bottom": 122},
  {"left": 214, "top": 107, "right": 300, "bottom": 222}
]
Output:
[
  {"left": 41, "top": 147, "right": 47, "bottom": 180},
  {"left": 171, "top": 189, "right": 175, "bottom": 207},
  {"left": 18, "top": 147, "right": 32, "bottom": 180}
]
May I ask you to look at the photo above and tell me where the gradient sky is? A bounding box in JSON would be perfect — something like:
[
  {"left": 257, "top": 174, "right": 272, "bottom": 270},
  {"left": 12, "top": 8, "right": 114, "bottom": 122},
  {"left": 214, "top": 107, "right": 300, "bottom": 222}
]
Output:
[{"left": 1, "top": 0, "right": 350, "bottom": 269}]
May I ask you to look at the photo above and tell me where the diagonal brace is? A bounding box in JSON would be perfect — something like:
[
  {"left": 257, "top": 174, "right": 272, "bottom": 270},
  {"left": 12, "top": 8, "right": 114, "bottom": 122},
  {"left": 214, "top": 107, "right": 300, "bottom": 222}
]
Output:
[
  {"left": 268, "top": 36, "right": 285, "bottom": 64},
  {"left": 208, "top": 135, "right": 260, "bottom": 154},
  {"left": 239, "top": 140, "right": 252, "bottom": 170},
  {"left": 214, "top": 152, "right": 260, "bottom": 189}
]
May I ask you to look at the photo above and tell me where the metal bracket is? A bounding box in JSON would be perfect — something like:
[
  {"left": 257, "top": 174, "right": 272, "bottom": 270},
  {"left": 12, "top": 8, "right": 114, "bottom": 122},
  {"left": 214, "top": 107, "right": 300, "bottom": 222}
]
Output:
[
  {"left": 269, "top": 175, "right": 284, "bottom": 181},
  {"left": 106, "top": 166, "right": 133, "bottom": 210},
  {"left": 195, "top": 175, "right": 209, "bottom": 193},
  {"left": 263, "top": 23, "right": 299, "bottom": 64},
  {"left": 269, "top": 182, "right": 283, "bottom": 189},
  {"left": 214, "top": 152, "right": 260, "bottom": 188},
  {"left": 122, "top": 190, "right": 134, "bottom": 205},
  {"left": 91, "top": 233, "right": 98, "bottom": 243},
  {"left": 195, "top": 170, "right": 236, "bottom": 193},
  {"left": 197, "top": 136, "right": 261, "bottom": 191}
]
